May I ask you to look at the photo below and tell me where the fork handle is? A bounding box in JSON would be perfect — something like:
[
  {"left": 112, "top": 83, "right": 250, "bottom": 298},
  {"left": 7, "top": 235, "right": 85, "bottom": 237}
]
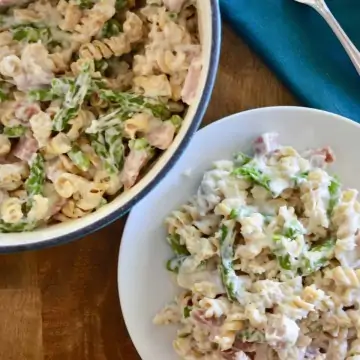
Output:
[{"left": 311, "top": 1, "right": 360, "bottom": 75}]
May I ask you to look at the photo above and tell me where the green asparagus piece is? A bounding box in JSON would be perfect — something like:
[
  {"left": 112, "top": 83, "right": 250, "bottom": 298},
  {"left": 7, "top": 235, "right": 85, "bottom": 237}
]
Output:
[
  {"left": 67, "top": 145, "right": 91, "bottom": 172},
  {"left": 170, "top": 115, "right": 183, "bottom": 131},
  {"left": 74, "top": 0, "right": 95, "bottom": 8},
  {"left": 283, "top": 219, "right": 306, "bottom": 240},
  {"left": 0, "top": 89, "right": 8, "bottom": 102},
  {"left": 115, "top": 0, "right": 127, "bottom": 10},
  {"left": 0, "top": 220, "right": 37, "bottom": 233},
  {"left": 85, "top": 109, "right": 123, "bottom": 134},
  {"left": 101, "top": 19, "right": 121, "bottom": 38},
  {"left": 183, "top": 306, "right": 192, "bottom": 319},
  {"left": 232, "top": 166, "right": 271, "bottom": 191},
  {"left": 272, "top": 234, "right": 297, "bottom": 271},
  {"left": 94, "top": 59, "right": 109, "bottom": 73},
  {"left": 328, "top": 176, "right": 341, "bottom": 216},
  {"left": 104, "top": 126, "right": 125, "bottom": 171},
  {"left": 99, "top": 89, "right": 171, "bottom": 120},
  {"left": 278, "top": 254, "right": 292, "bottom": 270},
  {"left": 12, "top": 25, "right": 51, "bottom": 44},
  {"left": 53, "top": 63, "right": 91, "bottom": 131},
  {"left": 237, "top": 329, "right": 265, "bottom": 343},
  {"left": 293, "top": 171, "right": 309, "bottom": 186},
  {"left": 29, "top": 77, "right": 74, "bottom": 102},
  {"left": 219, "top": 222, "right": 239, "bottom": 302},
  {"left": 129, "top": 138, "right": 151, "bottom": 151},
  {"left": 28, "top": 88, "right": 56, "bottom": 102},
  {"left": 3, "top": 125, "right": 27, "bottom": 138},
  {"left": 301, "top": 238, "right": 335, "bottom": 275},
  {"left": 167, "top": 234, "right": 190, "bottom": 256},
  {"left": 89, "top": 132, "right": 118, "bottom": 174},
  {"left": 25, "top": 154, "right": 45, "bottom": 196},
  {"left": 229, "top": 209, "right": 238, "bottom": 220},
  {"left": 233, "top": 151, "right": 252, "bottom": 166},
  {"left": 166, "top": 255, "right": 187, "bottom": 273}
]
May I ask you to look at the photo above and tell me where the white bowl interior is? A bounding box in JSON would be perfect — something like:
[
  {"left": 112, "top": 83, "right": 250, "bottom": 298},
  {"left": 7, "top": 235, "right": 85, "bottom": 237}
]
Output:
[
  {"left": 0, "top": 0, "right": 215, "bottom": 247},
  {"left": 118, "top": 106, "right": 360, "bottom": 360}
]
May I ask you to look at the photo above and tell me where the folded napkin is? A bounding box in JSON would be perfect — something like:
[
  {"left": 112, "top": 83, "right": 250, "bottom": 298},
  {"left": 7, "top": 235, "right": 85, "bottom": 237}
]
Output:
[{"left": 220, "top": 0, "right": 360, "bottom": 122}]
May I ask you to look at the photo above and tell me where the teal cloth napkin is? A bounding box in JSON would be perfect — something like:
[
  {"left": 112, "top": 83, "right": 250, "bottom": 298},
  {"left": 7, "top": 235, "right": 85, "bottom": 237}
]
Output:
[{"left": 220, "top": 0, "right": 360, "bottom": 122}]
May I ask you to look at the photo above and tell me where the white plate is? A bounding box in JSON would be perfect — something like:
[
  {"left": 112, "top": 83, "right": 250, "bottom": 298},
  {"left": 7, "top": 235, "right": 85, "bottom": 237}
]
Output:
[{"left": 118, "top": 106, "right": 360, "bottom": 360}]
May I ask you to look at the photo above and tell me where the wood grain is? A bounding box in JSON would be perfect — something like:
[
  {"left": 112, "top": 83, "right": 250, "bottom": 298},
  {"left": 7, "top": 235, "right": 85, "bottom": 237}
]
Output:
[{"left": 0, "top": 25, "right": 297, "bottom": 360}]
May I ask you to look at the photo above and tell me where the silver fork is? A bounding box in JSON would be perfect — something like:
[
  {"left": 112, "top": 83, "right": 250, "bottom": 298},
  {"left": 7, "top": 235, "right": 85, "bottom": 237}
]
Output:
[{"left": 294, "top": 0, "right": 360, "bottom": 75}]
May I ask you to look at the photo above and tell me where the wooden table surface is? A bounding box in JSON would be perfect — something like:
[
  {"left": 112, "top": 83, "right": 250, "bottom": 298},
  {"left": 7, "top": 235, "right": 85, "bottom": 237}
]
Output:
[{"left": 0, "top": 25, "right": 297, "bottom": 360}]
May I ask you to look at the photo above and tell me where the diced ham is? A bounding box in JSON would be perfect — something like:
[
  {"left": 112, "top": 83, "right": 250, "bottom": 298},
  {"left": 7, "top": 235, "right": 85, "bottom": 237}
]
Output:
[
  {"left": 45, "top": 159, "right": 65, "bottom": 183},
  {"left": 145, "top": 121, "right": 175, "bottom": 150},
  {"left": 13, "top": 44, "right": 54, "bottom": 91},
  {"left": 163, "top": 0, "right": 186, "bottom": 12},
  {"left": 14, "top": 102, "right": 40, "bottom": 122},
  {"left": 192, "top": 309, "right": 224, "bottom": 328},
  {"left": 253, "top": 132, "right": 279, "bottom": 155},
  {"left": 49, "top": 198, "right": 66, "bottom": 216},
  {"left": 120, "top": 149, "right": 151, "bottom": 189},
  {"left": 254, "top": 344, "right": 271, "bottom": 360},
  {"left": 181, "top": 57, "right": 202, "bottom": 105},
  {"left": 12, "top": 136, "right": 39, "bottom": 162},
  {"left": 303, "top": 146, "right": 335, "bottom": 168}
]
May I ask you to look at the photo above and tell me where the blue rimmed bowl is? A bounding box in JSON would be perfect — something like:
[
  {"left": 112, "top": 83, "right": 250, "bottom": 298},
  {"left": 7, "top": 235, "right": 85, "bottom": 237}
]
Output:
[{"left": 0, "top": 0, "right": 222, "bottom": 252}]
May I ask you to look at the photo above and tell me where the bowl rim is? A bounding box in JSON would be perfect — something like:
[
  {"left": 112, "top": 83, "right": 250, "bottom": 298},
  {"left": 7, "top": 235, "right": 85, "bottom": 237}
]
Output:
[{"left": 0, "top": 0, "right": 222, "bottom": 253}]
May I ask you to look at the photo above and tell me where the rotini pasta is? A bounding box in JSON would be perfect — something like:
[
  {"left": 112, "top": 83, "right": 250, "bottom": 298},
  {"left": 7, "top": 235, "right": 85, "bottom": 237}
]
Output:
[
  {"left": 0, "top": 0, "right": 200, "bottom": 233},
  {"left": 155, "top": 133, "right": 360, "bottom": 360}
]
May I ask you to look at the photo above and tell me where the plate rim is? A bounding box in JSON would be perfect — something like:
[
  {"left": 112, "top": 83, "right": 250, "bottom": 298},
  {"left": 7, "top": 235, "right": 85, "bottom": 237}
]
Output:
[
  {"left": 118, "top": 105, "right": 360, "bottom": 359},
  {"left": 0, "top": 0, "right": 222, "bottom": 253}
]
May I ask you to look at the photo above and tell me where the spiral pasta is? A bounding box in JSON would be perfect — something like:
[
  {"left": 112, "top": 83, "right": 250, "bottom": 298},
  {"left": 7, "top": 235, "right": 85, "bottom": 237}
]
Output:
[
  {"left": 0, "top": 0, "right": 200, "bottom": 233},
  {"left": 155, "top": 134, "right": 360, "bottom": 359}
]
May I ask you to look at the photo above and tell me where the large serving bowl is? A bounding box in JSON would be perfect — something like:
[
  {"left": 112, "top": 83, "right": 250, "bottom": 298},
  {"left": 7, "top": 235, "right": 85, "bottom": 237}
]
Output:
[
  {"left": 118, "top": 107, "right": 360, "bottom": 360},
  {"left": 0, "top": 1, "right": 221, "bottom": 252}
]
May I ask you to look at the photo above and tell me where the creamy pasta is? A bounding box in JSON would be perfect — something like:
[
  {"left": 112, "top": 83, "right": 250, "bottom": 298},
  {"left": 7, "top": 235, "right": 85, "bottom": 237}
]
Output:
[
  {"left": 155, "top": 133, "right": 360, "bottom": 360},
  {"left": 0, "top": 0, "right": 201, "bottom": 232}
]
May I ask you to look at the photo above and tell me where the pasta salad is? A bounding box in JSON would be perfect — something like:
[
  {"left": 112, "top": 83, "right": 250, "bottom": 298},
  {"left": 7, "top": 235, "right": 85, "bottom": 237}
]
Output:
[
  {"left": 0, "top": 0, "right": 201, "bottom": 232},
  {"left": 154, "top": 133, "right": 360, "bottom": 360}
]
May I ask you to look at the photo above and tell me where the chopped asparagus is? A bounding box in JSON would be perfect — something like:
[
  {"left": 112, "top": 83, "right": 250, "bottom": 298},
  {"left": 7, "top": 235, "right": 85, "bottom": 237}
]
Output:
[
  {"left": 0, "top": 89, "right": 8, "bottom": 102},
  {"left": 85, "top": 109, "right": 123, "bottom": 134},
  {"left": 25, "top": 154, "right": 45, "bottom": 196},
  {"left": 166, "top": 255, "right": 187, "bottom": 273},
  {"left": 233, "top": 151, "right": 252, "bottom": 166},
  {"left": 232, "top": 166, "right": 271, "bottom": 191},
  {"left": 3, "top": 125, "right": 27, "bottom": 138},
  {"left": 89, "top": 133, "right": 116, "bottom": 174},
  {"left": 104, "top": 126, "right": 124, "bottom": 171},
  {"left": 0, "top": 220, "right": 36, "bottom": 233},
  {"left": 53, "top": 63, "right": 91, "bottom": 131},
  {"left": 301, "top": 238, "right": 335, "bottom": 275},
  {"left": 237, "top": 329, "right": 265, "bottom": 343},
  {"left": 219, "top": 222, "right": 239, "bottom": 302},
  {"left": 293, "top": 171, "right": 309, "bottom": 186},
  {"left": 328, "top": 176, "right": 341, "bottom": 216},
  {"left": 183, "top": 306, "right": 192, "bottom": 318},
  {"left": 167, "top": 233, "right": 190, "bottom": 256},
  {"left": 283, "top": 219, "right": 306, "bottom": 240},
  {"left": 170, "top": 115, "right": 183, "bottom": 131},
  {"left": 74, "top": 0, "right": 95, "bottom": 8},
  {"left": 101, "top": 19, "right": 121, "bottom": 38},
  {"left": 11, "top": 25, "right": 51, "bottom": 44},
  {"left": 229, "top": 209, "right": 238, "bottom": 220},
  {"left": 68, "top": 145, "right": 91, "bottom": 172},
  {"left": 99, "top": 89, "right": 171, "bottom": 120}
]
